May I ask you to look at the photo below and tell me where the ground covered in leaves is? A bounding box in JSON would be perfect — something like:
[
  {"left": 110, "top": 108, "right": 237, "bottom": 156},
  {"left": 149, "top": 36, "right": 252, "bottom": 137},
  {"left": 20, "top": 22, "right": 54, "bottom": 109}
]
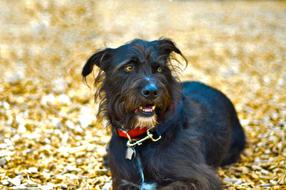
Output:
[{"left": 0, "top": 1, "right": 285, "bottom": 189}]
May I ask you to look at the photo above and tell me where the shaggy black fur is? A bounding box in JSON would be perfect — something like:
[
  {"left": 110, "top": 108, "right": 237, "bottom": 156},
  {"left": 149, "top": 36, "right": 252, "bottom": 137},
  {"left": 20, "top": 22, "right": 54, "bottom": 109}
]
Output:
[{"left": 82, "top": 38, "right": 246, "bottom": 190}]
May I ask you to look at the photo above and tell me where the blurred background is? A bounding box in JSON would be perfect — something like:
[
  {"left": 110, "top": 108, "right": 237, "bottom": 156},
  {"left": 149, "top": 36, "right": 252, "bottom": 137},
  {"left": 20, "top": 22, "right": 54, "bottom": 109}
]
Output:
[{"left": 0, "top": 0, "right": 285, "bottom": 189}]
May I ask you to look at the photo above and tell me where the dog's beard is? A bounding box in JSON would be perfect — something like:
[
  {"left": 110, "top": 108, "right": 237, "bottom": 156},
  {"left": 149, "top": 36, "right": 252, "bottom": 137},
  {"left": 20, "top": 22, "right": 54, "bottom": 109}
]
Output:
[
  {"left": 135, "top": 115, "right": 157, "bottom": 129},
  {"left": 118, "top": 97, "right": 171, "bottom": 129}
]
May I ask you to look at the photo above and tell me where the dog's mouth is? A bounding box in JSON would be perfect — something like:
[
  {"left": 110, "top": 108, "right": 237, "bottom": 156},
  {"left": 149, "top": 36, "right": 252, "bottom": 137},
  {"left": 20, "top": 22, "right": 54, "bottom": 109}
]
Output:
[{"left": 134, "top": 104, "right": 156, "bottom": 117}]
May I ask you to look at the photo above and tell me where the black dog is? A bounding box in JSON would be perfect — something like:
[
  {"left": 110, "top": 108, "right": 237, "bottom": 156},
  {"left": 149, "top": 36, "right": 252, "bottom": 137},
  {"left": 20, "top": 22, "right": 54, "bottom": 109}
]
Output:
[{"left": 82, "top": 38, "right": 246, "bottom": 190}]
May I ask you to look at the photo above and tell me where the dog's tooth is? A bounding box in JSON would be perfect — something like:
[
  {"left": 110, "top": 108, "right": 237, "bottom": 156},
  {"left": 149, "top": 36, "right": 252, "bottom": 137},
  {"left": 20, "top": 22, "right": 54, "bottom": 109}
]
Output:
[
  {"left": 143, "top": 108, "right": 152, "bottom": 112},
  {"left": 152, "top": 106, "right": 156, "bottom": 111}
]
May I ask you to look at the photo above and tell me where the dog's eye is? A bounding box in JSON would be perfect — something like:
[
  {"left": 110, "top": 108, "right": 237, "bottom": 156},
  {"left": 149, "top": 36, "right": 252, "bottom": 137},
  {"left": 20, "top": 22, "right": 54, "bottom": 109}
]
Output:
[
  {"left": 124, "top": 64, "right": 134, "bottom": 72},
  {"left": 156, "top": 66, "right": 163, "bottom": 73}
]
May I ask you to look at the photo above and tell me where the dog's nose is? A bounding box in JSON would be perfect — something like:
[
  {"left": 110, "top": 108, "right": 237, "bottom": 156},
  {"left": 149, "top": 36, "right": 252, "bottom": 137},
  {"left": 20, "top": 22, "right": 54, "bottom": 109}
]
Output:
[{"left": 141, "top": 83, "right": 160, "bottom": 99}]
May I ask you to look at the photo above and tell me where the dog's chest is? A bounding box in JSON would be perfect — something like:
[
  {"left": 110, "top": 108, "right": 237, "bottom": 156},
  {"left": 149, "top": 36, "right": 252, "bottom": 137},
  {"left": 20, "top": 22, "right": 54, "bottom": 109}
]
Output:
[{"left": 138, "top": 143, "right": 178, "bottom": 181}]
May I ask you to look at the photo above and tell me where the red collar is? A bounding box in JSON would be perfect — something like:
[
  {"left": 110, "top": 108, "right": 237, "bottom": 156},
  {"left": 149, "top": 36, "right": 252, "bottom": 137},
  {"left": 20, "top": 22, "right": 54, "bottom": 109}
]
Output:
[{"left": 117, "top": 127, "right": 149, "bottom": 139}]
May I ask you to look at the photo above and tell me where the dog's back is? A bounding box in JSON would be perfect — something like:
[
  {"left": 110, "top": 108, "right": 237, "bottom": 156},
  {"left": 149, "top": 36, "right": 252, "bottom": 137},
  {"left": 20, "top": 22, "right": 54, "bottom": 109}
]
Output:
[{"left": 182, "top": 81, "right": 246, "bottom": 166}]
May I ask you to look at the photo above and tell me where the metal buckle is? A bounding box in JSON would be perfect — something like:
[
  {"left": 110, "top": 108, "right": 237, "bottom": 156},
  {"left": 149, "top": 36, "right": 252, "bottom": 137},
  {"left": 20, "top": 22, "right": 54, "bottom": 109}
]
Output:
[
  {"left": 125, "top": 127, "right": 162, "bottom": 147},
  {"left": 147, "top": 128, "right": 161, "bottom": 142}
]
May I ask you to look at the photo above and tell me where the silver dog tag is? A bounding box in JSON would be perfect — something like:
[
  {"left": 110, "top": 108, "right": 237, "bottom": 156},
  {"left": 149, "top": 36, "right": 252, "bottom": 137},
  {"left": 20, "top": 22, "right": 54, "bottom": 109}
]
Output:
[{"left": 126, "top": 147, "right": 136, "bottom": 160}]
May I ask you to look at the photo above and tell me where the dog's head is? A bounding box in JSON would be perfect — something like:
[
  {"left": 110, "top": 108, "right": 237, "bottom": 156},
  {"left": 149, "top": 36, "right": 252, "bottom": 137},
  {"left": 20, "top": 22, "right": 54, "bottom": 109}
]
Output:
[{"left": 82, "top": 38, "right": 186, "bottom": 129}]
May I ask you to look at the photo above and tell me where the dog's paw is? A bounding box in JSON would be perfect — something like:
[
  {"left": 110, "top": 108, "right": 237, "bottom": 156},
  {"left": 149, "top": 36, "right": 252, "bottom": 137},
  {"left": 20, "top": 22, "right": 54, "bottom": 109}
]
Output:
[{"left": 158, "top": 181, "right": 198, "bottom": 190}]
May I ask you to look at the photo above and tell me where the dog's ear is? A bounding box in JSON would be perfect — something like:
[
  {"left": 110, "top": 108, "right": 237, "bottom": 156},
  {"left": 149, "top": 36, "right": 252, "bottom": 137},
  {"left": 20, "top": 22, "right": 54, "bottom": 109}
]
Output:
[
  {"left": 82, "top": 48, "right": 113, "bottom": 77},
  {"left": 158, "top": 38, "right": 182, "bottom": 55},
  {"left": 157, "top": 38, "right": 188, "bottom": 69},
  {"left": 157, "top": 38, "right": 187, "bottom": 63}
]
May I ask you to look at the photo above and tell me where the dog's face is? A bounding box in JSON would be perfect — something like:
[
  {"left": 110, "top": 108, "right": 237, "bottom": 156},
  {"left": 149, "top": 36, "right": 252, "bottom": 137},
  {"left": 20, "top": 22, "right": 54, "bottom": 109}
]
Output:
[{"left": 82, "top": 39, "right": 186, "bottom": 129}]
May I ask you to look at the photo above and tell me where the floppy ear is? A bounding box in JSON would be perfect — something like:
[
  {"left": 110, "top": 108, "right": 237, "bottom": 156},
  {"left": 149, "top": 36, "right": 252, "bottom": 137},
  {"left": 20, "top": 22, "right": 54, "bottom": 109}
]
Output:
[
  {"left": 82, "top": 48, "right": 113, "bottom": 77},
  {"left": 157, "top": 38, "right": 187, "bottom": 63},
  {"left": 158, "top": 38, "right": 182, "bottom": 55}
]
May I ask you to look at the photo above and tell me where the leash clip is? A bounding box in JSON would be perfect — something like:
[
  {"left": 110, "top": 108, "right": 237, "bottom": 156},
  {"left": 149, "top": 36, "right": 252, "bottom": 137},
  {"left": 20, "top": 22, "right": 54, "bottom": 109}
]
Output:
[
  {"left": 147, "top": 127, "right": 161, "bottom": 142},
  {"left": 125, "top": 127, "right": 161, "bottom": 147}
]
